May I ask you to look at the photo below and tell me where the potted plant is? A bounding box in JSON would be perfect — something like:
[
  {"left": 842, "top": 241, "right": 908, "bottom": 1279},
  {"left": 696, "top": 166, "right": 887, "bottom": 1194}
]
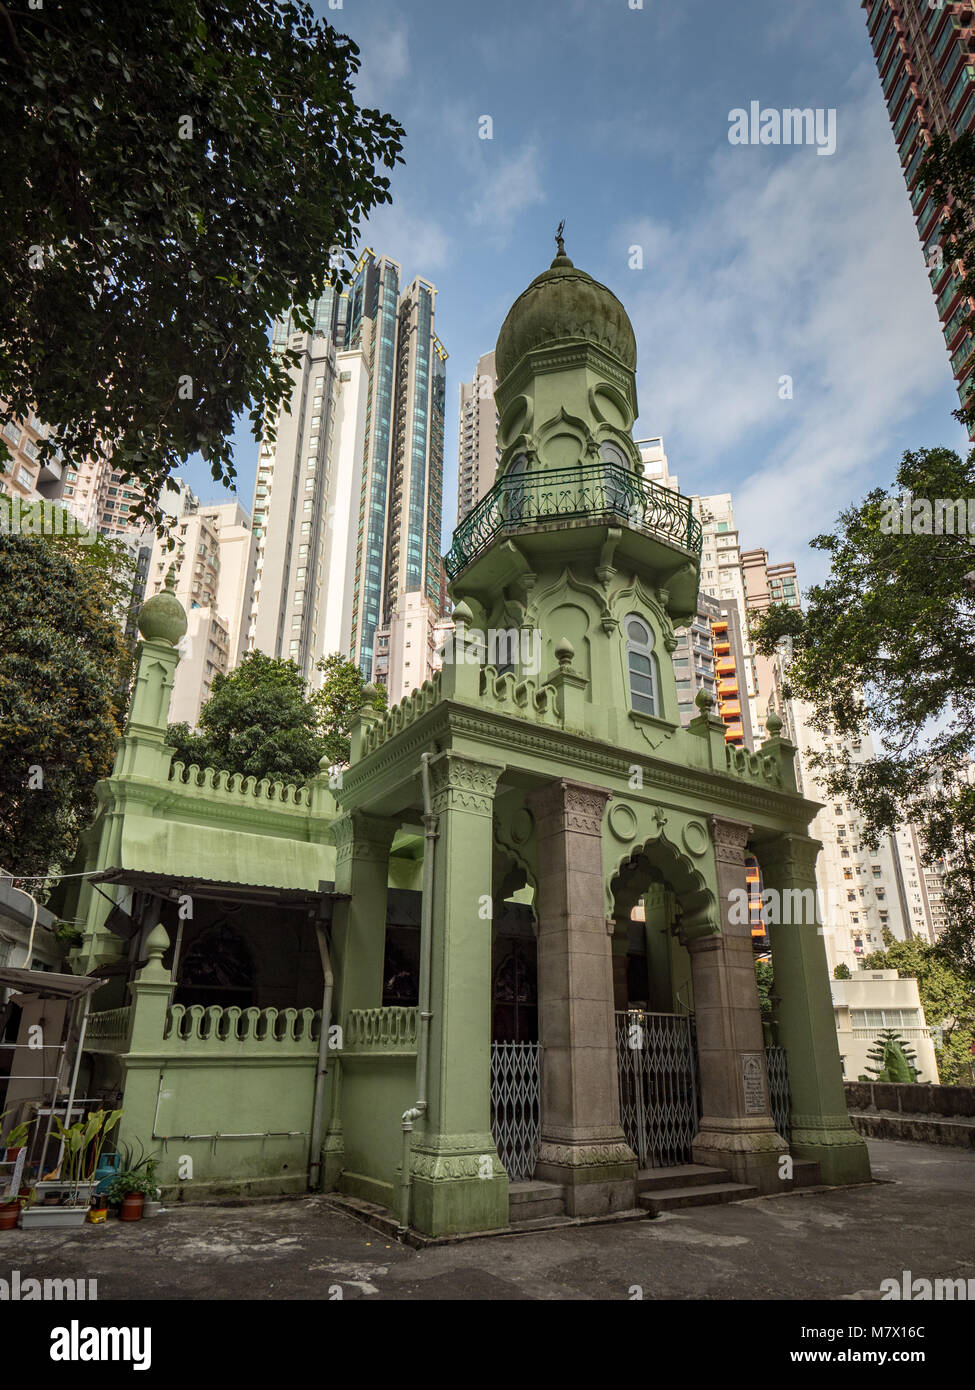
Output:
[
  {"left": 24, "top": 1108, "right": 122, "bottom": 1228},
  {"left": 0, "top": 1197, "right": 22, "bottom": 1231},
  {"left": 104, "top": 1144, "right": 159, "bottom": 1221}
]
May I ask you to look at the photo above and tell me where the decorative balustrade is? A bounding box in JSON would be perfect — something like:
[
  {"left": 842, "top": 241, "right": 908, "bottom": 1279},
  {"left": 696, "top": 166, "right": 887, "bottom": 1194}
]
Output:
[
  {"left": 85, "top": 1006, "right": 133, "bottom": 1052},
  {"left": 360, "top": 673, "right": 442, "bottom": 758},
  {"left": 445, "top": 461, "right": 703, "bottom": 580},
  {"left": 344, "top": 1007, "right": 418, "bottom": 1053},
  {"left": 477, "top": 665, "right": 561, "bottom": 726},
  {"left": 724, "top": 744, "right": 785, "bottom": 788},
  {"left": 168, "top": 761, "right": 311, "bottom": 807},
  {"left": 164, "top": 1004, "right": 321, "bottom": 1049}
]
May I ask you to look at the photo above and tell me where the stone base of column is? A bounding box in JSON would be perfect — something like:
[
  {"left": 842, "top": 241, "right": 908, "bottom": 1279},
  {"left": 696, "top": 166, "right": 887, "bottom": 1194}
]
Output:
[
  {"left": 791, "top": 1114, "right": 873, "bottom": 1186},
  {"left": 535, "top": 1134, "right": 638, "bottom": 1217},
  {"left": 692, "top": 1116, "right": 789, "bottom": 1194},
  {"left": 320, "top": 1128, "right": 344, "bottom": 1192},
  {"left": 408, "top": 1132, "right": 509, "bottom": 1238}
]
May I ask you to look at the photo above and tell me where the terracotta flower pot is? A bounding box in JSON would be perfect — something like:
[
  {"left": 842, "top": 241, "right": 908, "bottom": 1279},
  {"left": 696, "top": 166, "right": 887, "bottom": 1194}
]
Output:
[
  {"left": 0, "top": 1204, "right": 20, "bottom": 1230},
  {"left": 120, "top": 1193, "right": 144, "bottom": 1221}
]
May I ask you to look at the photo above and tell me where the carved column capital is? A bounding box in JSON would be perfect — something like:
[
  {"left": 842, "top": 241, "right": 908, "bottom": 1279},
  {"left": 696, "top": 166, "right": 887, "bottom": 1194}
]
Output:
[
  {"left": 331, "top": 810, "right": 400, "bottom": 868},
  {"left": 527, "top": 779, "right": 611, "bottom": 839},
  {"left": 429, "top": 751, "right": 503, "bottom": 817},
  {"left": 753, "top": 832, "right": 822, "bottom": 885},
  {"left": 708, "top": 814, "right": 752, "bottom": 866}
]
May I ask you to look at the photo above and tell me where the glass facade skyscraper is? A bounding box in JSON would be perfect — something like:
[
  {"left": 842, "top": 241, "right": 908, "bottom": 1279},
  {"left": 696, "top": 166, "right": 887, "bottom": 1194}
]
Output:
[{"left": 245, "top": 251, "right": 447, "bottom": 684}]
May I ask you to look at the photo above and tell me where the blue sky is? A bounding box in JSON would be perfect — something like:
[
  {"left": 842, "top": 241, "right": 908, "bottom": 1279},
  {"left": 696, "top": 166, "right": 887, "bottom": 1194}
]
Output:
[{"left": 182, "top": 0, "right": 969, "bottom": 589}]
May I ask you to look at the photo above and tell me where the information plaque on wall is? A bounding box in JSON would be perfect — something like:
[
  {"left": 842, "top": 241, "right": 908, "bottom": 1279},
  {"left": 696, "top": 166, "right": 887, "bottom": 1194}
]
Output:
[{"left": 741, "top": 1052, "right": 767, "bottom": 1114}]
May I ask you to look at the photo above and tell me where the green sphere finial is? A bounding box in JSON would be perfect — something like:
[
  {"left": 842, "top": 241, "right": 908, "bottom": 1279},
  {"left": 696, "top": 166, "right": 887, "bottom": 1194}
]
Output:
[{"left": 138, "top": 565, "right": 188, "bottom": 646}]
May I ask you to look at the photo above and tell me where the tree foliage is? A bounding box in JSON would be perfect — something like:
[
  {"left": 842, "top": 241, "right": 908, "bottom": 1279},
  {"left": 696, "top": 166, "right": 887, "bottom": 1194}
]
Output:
[
  {"left": 0, "top": 518, "right": 134, "bottom": 877},
  {"left": 164, "top": 649, "right": 387, "bottom": 783},
  {"left": 862, "top": 933, "right": 975, "bottom": 1086},
  {"left": 751, "top": 446, "right": 975, "bottom": 973},
  {"left": 859, "top": 1029, "right": 921, "bottom": 1085},
  {"left": 0, "top": 0, "right": 405, "bottom": 523},
  {"left": 313, "top": 653, "right": 387, "bottom": 766},
  {"left": 166, "top": 651, "right": 324, "bottom": 783}
]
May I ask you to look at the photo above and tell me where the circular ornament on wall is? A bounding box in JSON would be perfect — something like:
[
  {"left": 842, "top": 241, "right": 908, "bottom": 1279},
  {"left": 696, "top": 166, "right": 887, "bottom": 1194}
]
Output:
[
  {"left": 608, "top": 803, "right": 638, "bottom": 843},
  {"left": 682, "top": 820, "right": 709, "bottom": 858},
  {"left": 510, "top": 807, "right": 534, "bottom": 846}
]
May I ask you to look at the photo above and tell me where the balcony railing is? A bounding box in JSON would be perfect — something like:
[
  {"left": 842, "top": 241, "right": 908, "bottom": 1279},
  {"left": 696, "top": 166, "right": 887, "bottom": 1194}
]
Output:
[{"left": 444, "top": 461, "right": 702, "bottom": 580}]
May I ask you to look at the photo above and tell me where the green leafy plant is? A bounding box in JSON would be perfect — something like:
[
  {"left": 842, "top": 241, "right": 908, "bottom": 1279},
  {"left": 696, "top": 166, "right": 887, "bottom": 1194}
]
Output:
[
  {"left": 49, "top": 1108, "right": 122, "bottom": 1205},
  {"left": 858, "top": 1029, "right": 922, "bottom": 1084},
  {"left": 0, "top": 0, "right": 405, "bottom": 525},
  {"left": 104, "top": 1141, "right": 159, "bottom": 1203}
]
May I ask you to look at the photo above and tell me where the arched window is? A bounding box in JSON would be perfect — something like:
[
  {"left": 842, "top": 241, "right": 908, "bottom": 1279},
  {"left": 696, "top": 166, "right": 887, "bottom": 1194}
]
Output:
[{"left": 625, "top": 614, "right": 659, "bottom": 717}]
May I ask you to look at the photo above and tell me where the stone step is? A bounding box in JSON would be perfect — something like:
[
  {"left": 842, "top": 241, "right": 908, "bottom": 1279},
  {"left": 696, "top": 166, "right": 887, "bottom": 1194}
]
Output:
[
  {"left": 636, "top": 1164, "right": 734, "bottom": 1193},
  {"left": 639, "top": 1181, "right": 757, "bottom": 1216},
  {"left": 791, "top": 1158, "right": 822, "bottom": 1188},
  {"left": 508, "top": 1180, "right": 565, "bottom": 1223}
]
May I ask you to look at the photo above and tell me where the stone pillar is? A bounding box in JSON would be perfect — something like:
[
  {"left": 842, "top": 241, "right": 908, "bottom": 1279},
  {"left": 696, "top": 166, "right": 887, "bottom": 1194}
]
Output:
[
  {"left": 408, "top": 753, "right": 509, "bottom": 1237},
  {"left": 689, "top": 817, "right": 787, "bottom": 1193},
  {"left": 326, "top": 811, "right": 398, "bottom": 1187},
  {"left": 527, "top": 778, "right": 637, "bottom": 1215},
  {"left": 755, "top": 833, "right": 872, "bottom": 1186},
  {"left": 118, "top": 922, "right": 172, "bottom": 1160}
]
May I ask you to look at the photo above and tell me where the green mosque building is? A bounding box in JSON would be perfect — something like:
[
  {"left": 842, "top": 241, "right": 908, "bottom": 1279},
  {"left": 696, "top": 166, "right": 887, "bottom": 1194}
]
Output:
[{"left": 56, "top": 241, "right": 871, "bottom": 1238}]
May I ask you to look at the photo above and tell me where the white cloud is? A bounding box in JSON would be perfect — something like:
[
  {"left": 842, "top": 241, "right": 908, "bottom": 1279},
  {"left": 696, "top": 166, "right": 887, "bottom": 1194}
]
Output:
[
  {"left": 353, "top": 21, "right": 411, "bottom": 108},
  {"left": 618, "top": 70, "right": 967, "bottom": 582},
  {"left": 468, "top": 143, "right": 546, "bottom": 248},
  {"left": 359, "top": 197, "right": 451, "bottom": 278}
]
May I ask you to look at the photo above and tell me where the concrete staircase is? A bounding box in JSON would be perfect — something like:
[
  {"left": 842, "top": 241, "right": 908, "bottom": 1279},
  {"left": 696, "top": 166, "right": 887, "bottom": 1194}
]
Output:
[
  {"left": 507, "top": 1179, "right": 566, "bottom": 1224},
  {"left": 636, "top": 1164, "right": 756, "bottom": 1216}
]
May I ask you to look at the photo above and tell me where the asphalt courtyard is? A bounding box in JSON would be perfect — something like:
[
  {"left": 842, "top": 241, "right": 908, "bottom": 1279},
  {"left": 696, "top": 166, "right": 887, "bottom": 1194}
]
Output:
[{"left": 3, "top": 1138, "right": 973, "bottom": 1301}]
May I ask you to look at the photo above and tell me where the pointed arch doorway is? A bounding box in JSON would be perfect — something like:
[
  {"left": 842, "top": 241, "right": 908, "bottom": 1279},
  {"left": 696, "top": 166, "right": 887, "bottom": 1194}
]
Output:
[{"left": 611, "top": 841, "right": 709, "bottom": 1168}]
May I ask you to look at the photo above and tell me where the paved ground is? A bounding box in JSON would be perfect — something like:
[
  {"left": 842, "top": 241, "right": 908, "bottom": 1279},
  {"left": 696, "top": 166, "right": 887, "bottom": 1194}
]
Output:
[{"left": 3, "top": 1139, "right": 973, "bottom": 1301}]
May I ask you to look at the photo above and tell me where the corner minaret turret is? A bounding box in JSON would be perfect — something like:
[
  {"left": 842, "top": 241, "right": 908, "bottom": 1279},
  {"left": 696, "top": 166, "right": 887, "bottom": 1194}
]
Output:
[{"left": 444, "top": 240, "right": 702, "bottom": 745}]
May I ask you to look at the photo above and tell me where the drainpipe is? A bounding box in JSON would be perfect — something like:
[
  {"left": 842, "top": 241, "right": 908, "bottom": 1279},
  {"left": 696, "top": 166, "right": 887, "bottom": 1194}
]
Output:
[
  {"left": 397, "top": 750, "right": 440, "bottom": 1232},
  {"left": 308, "top": 922, "right": 334, "bottom": 1191}
]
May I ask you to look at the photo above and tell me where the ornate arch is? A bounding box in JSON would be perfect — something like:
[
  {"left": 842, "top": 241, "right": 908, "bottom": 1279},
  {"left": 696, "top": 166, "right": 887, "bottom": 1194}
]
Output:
[{"left": 609, "top": 830, "right": 719, "bottom": 944}]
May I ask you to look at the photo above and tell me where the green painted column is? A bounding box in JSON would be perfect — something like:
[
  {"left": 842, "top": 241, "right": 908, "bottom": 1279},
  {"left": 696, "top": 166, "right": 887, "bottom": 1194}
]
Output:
[
  {"left": 326, "top": 811, "right": 399, "bottom": 1189},
  {"left": 409, "top": 752, "right": 509, "bottom": 1237},
  {"left": 754, "top": 833, "right": 871, "bottom": 1185},
  {"left": 118, "top": 921, "right": 172, "bottom": 1161}
]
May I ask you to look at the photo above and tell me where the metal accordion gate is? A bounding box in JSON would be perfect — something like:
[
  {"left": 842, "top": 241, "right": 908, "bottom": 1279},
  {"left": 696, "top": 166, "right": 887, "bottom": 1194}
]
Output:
[
  {"left": 490, "top": 1040, "right": 541, "bottom": 1182},
  {"left": 615, "top": 1009, "right": 702, "bottom": 1168}
]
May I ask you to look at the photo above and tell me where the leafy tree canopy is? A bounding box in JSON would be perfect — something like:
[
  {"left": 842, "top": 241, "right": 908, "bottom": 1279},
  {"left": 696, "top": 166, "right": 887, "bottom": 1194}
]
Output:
[
  {"left": 165, "top": 650, "right": 387, "bottom": 783},
  {"left": 313, "top": 653, "right": 387, "bottom": 766},
  {"left": 0, "top": 519, "right": 134, "bottom": 877},
  {"left": 862, "top": 933, "right": 975, "bottom": 1086},
  {"left": 751, "top": 446, "right": 975, "bottom": 972},
  {"left": 0, "top": 1, "right": 404, "bottom": 524},
  {"left": 859, "top": 1028, "right": 921, "bottom": 1084},
  {"left": 166, "top": 651, "right": 324, "bottom": 783}
]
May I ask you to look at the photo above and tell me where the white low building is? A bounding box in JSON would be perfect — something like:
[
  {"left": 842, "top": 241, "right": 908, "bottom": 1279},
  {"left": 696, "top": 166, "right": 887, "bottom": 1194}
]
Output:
[{"left": 831, "top": 969, "right": 939, "bottom": 1084}]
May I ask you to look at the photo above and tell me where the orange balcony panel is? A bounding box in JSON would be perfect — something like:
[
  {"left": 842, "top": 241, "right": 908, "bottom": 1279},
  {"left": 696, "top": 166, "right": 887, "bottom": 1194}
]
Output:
[
  {"left": 751, "top": 924, "right": 767, "bottom": 938},
  {"left": 713, "top": 640, "right": 731, "bottom": 656},
  {"left": 721, "top": 703, "right": 742, "bottom": 718},
  {"left": 724, "top": 727, "right": 744, "bottom": 743},
  {"left": 715, "top": 658, "right": 736, "bottom": 674}
]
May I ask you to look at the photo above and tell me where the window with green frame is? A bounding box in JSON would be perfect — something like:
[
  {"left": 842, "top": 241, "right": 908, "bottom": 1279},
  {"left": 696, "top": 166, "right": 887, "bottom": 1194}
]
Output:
[{"left": 625, "top": 614, "right": 660, "bottom": 717}]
